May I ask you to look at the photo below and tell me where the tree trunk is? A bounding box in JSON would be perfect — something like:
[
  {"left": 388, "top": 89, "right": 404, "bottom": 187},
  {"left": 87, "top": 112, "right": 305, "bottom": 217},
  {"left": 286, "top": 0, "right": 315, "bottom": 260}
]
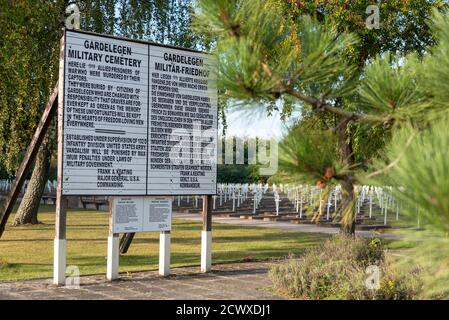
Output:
[
  {"left": 337, "top": 121, "right": 356, "bottom": 235},
  {"left": 13, "top": 135, "right": 51, "bottom": 225},
  {"left": 340, "top": 176, "right": 355, "bottom": 234}
]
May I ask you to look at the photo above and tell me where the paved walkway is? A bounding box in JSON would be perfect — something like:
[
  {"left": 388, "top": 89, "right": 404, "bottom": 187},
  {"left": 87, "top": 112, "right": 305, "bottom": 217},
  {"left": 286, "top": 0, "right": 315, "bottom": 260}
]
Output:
[
  {"left": 175, "top": 213, "right": 397, "bottom": 239},
  {"left": 0, "top": 262, "right": 284, "bottom": 300}
]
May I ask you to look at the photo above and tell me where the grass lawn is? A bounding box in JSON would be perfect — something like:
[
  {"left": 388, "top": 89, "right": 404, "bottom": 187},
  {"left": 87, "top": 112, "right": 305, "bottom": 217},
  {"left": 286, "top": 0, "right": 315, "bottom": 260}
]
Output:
[{"left": 0, "top": 205, "right": 329, "bottom": 281}]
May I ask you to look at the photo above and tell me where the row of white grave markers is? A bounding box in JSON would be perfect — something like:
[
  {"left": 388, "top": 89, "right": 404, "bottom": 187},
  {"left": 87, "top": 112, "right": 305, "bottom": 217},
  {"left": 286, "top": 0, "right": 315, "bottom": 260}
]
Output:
[
  {"left": 174, "top": 183, "right": 270, "bottom": 213},
  {"left": 143, "top": 183, "right": 404, "bottom": 227},
  {"left": 283, "top": 185, "right": 335, "bottom": 219},
  {"left": 282, "top": 184, "right": 404, "bottom": 225},
  {"left": 0, "top": 180, "right": 12, "bottom": 192},
  {"left": 170, "top": 183, "right": 416, "bottom": 227}
]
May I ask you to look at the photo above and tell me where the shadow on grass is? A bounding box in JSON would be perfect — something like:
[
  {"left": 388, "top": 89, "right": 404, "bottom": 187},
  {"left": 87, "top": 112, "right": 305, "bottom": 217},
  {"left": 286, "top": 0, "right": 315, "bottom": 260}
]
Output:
[
  {"left": 0, "top": 238, "right": 54, "bottom": 242},
  {"left": 212, "top": 233, "right": 326, "bottom": 243},
  {"left": 0, "top": 247, "right": 309, "bottom": 282},
  {"left": 67, "top": 224, "right": 109, "bottom": 228},
  {"left": 126, "top": 238, "right": 164, "bottom": 245}
]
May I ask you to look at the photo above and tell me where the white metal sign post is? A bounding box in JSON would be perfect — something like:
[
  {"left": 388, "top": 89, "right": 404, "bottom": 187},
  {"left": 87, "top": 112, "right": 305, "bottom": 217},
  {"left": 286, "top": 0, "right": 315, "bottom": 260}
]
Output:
[
  {"left": 54, "top": 36, "right": 68, "bottom": 285},
  {"left": 107, "top": 199, "right": 120, "bottom": 281},
  {"left": 55, "top": 29, "right": 217, "bottom": 285}
]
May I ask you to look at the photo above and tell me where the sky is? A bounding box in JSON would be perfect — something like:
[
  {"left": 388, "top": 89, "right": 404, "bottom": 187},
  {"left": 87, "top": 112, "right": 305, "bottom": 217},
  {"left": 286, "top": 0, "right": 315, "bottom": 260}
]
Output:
[{"left": 219, "top": 105, "right": 300, "bottom": 141}]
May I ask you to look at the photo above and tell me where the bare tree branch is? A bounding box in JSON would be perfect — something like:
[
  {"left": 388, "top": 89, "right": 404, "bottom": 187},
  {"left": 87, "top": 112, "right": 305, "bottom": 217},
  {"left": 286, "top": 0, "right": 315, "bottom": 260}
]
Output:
[{"left": 331, "top": 113, "right": 355, "bottom": 133}]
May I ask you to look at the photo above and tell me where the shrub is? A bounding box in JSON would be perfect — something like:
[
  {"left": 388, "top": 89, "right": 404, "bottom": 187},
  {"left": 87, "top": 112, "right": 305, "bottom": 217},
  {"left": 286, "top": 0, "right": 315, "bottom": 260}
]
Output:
[
  {"left": 269, "top": 236, "right": 421, "bottom": 300},
  {"left": 355, "top": 237, "right": 385, "bottom": 268}
]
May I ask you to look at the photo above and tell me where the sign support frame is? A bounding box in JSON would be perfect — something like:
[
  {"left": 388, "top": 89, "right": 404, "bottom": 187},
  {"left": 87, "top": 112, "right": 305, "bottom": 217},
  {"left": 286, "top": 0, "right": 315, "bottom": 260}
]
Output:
[
  {"left": 54, "top": 34, "right": 68, "bottom": 286},
  {"left": 201, "top": 195, "right": 213, "bottom": 272},
  {"left": 159, "top": 230, "right": 171, "bottom": 276},
  {"left": 53, "top": 29, "right": 217, "bottom": 284},
  {"left": 107, "top": 198, "right": 120, "bottom": 280}
]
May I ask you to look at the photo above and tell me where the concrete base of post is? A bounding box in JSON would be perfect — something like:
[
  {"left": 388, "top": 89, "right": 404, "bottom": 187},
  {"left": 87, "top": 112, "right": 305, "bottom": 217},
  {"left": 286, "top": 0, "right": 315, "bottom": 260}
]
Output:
[
  {"left": 201, "top": 230, "right": 212, "bottom": 272},
  {"left": 53, "top": 238, "right": 66, "bottom": 286},
  {"left": 159, "top": 231, "right": 171, "bottom": 276},
  {"left": 107, "top": 233, "right": 119, "bottom": 280}
]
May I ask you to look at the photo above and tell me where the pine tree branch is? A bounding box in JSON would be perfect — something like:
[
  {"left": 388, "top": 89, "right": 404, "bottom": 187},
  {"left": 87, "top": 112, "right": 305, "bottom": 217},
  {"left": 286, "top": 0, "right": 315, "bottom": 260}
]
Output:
[{"left": 285, "top": 87, "right": 393, "bottom": 123}]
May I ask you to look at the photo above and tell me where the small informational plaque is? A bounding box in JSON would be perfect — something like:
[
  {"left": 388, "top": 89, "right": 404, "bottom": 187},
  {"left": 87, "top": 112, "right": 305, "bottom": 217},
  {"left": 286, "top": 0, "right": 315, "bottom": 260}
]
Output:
[{"left": 112, "top": 196, "right": 172, "bottom": 233}]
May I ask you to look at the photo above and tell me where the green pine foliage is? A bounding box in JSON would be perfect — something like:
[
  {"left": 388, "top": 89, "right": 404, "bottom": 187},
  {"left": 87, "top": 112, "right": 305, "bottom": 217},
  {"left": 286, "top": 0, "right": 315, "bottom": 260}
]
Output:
[
  {"left": 195, "top": 0, "right": 358, "bottom": 104},
  {"left": 371, "top": 120, "right": 449, "bottom": 233},
  {"left": 368, "top": 10, "right": 449, "bottom": 233},
  {"left": 279, "top": 124, "right": 339, "bottom": 185},
  {"left": 366, "top": 10, "right": 449, "bottom": 299},
  {"left": 194, "top": 0, "right": 449, "bottom": 234},
  {"left": 196, "top": 1, "right": 449, "bottom": 296},
  {"left": 357, "top": 54, "right": 425, "bottom": 120}
]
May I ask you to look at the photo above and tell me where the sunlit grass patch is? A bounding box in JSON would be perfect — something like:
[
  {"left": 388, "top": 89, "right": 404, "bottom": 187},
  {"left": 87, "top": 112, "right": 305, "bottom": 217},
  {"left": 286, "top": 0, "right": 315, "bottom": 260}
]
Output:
[{"left": 0, "top": 205, "right": 329, "bottom": 281}]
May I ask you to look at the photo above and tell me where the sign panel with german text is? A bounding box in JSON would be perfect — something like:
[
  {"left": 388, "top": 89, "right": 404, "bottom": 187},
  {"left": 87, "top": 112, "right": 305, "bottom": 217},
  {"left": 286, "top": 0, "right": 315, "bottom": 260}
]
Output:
[
  {"left": 111, "top": 196, "right": 172, "bottom": 233},
  {"left": 61, "top": 30, "right": 217, "bottom": 195}
]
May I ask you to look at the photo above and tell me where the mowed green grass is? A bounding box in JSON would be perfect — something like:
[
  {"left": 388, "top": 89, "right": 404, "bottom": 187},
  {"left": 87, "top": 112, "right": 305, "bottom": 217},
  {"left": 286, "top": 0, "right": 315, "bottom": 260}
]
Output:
[{"left": 0, "top": 205, "right": 329, "bottom": 281}]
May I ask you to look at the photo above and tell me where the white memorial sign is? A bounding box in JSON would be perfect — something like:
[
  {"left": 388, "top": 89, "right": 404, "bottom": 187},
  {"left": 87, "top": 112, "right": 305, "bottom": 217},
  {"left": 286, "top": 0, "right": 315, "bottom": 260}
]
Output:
[
  {"left": 61, "top": 30, "right": 217, "bottom": 195},
  {"left": 112, "top": 196, "right": 172, "bottom": 233}
]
